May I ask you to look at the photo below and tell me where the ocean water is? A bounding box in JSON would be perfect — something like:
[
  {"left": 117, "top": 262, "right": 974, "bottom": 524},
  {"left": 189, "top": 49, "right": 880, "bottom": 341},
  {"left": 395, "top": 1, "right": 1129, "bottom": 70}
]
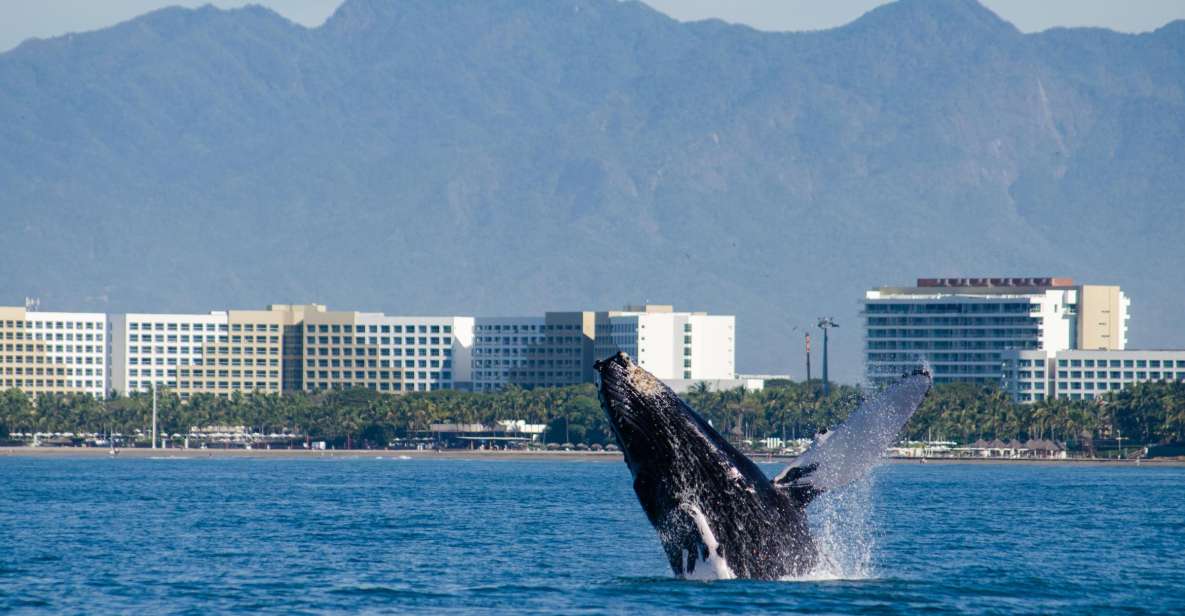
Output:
[{"left": 2, "top": 457, "right": 1183, "bottom": 614}]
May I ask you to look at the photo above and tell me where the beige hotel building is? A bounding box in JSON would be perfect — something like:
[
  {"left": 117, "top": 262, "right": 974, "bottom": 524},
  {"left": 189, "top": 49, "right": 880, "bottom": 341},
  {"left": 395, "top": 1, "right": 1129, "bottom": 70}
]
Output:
[
  {"left": 0, "top": 306, "right": 108, "bottom": 398},
  {"left": 296, "top": 305, "right": 473, "bottom": 393}
]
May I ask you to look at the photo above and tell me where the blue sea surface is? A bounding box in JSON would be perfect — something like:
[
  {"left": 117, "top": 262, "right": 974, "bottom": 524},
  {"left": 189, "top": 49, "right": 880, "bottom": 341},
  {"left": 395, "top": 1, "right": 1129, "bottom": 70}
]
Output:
[{"left": 2, "top": 456, "right": 1183, "bottom": 614}]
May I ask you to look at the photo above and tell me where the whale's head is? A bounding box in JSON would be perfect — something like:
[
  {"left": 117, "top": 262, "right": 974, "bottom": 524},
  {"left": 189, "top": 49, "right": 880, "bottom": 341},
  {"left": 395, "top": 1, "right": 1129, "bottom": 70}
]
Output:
[{"left": 594, "top": 351, "right": 717, "bottom": 474}]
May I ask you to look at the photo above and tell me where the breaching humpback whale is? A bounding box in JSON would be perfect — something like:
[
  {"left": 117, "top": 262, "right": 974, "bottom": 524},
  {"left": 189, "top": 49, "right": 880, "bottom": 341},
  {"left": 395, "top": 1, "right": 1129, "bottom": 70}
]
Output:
[{"left": 594, "top": 352, "right": 931, "bottom": 580}]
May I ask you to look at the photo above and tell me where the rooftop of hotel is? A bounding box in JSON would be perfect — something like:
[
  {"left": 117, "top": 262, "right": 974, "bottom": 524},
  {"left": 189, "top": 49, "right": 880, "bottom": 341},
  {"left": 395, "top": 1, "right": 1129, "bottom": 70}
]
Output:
[{"left": 867, "top": 277, "right": 1098, "bottom": 296}]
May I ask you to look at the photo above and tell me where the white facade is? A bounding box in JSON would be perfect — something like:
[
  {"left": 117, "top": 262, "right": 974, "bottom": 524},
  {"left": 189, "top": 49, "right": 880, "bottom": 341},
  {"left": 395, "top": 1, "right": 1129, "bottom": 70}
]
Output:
[
  {"left": 1005, "top": 349, "right": 1185, "bottom": 403},
  {"left": 863, "top": 288, "right": 1075, "bottom": 385},
  {"left": 595, "top": 306, "right": 736, "bottom": 381},
  {"left": 110, "top": 312, "right": 230, "bottom": 394},
  {"left": 664, "top": 377, "right": 764, "bottom": 394},
  {"left": 22, "top": 311, "right": 108, "bottom": 398},
  {"left": 862, "top": 279, "right": 1129, "bottom": 387},
  {"left": 1000, "top": 350, "right": 1052, "bottom": 403}
]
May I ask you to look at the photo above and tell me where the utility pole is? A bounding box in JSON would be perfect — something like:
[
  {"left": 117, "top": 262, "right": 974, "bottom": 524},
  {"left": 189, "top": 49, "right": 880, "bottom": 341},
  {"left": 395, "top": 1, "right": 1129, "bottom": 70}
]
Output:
[
  {"left": 804, "top": 332, "right": 812, "bottom": 383},
  {"left": 152, "top": 386, "right": 158, "bottom": 450},
  {"left": 817, "top": 317, "right": 839, "bottom": 397}
]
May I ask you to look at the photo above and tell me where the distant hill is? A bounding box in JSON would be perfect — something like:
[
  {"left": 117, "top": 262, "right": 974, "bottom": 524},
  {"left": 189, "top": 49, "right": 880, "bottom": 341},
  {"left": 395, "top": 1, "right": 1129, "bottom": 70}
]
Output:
[{"left": 1, "top": 0, "right": 1182, "bottom": 382}]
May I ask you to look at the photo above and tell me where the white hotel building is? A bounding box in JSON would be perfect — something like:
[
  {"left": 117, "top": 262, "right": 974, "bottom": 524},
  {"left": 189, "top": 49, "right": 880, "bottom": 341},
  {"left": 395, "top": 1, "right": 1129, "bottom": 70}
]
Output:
[
  {"left": 1004, "top": 349, "right": 1185, "bottom": 403},
  {"left": 863, "top": 278, "right": 1129, "bottom": 387},
  {"left": 594, "top": 305, "right": 736, "bottom": 385}
]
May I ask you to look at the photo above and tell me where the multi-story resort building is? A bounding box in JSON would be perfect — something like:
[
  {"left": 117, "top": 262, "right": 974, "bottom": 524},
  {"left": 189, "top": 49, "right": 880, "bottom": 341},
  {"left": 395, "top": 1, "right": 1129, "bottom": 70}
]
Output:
[
  {"left": 999, "top": 350, "right": 1053, "bottom": 402},
  {"left": 470, "top": 312, "right": 595, "bottom": 391},
  {"left": 2, "top": 301, "right": 739, "bottom": 399},
  {"left": 593, "top": 305, "right": 736, "bottom": 383},
  {"left": 109, "top": 309, "right": 287, "bottom": 398},
  {"left": 1004, "top": 349, "right": 1185, "bottom": 403},
  {"left": 471, "top": 305, "right": 742, "bottom": 392},
  {"left": 862, "top": 278, "right": 1128, "bottom": 387},
  {"left": 297, "top": 306, "right": 473, "bottom": 393},
  {"left": 108, "top": 304, "right": 474, "bottom": 397},
  {"left": 264, "top": 304, "right": 321, "bottom": 393},
  {"left": 0, "top": 306, "right": 108, "bottom": 398}
]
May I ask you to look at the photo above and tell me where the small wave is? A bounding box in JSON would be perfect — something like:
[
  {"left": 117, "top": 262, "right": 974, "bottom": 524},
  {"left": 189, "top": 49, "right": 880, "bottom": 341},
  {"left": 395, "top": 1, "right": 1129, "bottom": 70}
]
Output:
[
  {"left": 6, "top": 597, "right": 50, "bottom": 608},
  {"left": 329, "top": 585, "right": 451, "bottom": 600},
  {"left": 466, "top": 583, "right": 566, "bottom": 595},
  {"left": 780, "top": 570, "right": 876, "bottom": 583}
]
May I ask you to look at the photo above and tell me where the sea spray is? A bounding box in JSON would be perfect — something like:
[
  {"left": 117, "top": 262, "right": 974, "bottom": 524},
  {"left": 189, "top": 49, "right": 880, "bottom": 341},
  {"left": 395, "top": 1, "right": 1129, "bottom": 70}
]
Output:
[{"left": 799, "top": 475, "right": 878, "bottom": 581}]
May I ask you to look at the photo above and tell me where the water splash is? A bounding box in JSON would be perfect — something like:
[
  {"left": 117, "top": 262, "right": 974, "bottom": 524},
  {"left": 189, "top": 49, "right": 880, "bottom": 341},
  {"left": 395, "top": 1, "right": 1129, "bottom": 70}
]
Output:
[{"left": 791, "top": 475, "right": 878, "bottom": 581}]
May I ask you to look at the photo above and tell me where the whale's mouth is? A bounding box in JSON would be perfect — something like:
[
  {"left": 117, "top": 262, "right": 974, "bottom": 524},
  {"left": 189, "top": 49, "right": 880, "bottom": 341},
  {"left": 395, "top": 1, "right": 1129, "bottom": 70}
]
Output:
[
  {"left": 595, "top": 354, "right": 639, "bottom": 424},
  {"left": 594, "top": 352, "right": 635, "bottom": 406}
]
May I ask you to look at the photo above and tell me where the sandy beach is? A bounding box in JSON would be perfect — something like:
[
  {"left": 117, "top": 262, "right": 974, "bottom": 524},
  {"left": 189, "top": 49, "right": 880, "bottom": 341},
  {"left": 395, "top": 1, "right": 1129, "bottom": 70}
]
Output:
[{"left": 3, "top": 446, "right": 1183, "bottom": 466}]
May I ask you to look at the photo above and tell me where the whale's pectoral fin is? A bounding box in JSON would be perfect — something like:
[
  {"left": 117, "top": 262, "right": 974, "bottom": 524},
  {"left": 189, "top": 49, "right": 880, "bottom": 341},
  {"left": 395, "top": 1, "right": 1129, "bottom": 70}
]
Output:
[{"left": 773, "top": 371, "right": 932, "bottom": 502}]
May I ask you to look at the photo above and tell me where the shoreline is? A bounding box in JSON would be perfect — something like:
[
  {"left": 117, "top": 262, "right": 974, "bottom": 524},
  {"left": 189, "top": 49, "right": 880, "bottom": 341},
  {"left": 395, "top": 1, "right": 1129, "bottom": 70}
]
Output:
[
  {"left": 0, "top": 446, "right": 626, "bottom": 461},
  {"left": 3, "top": 446, "right": 1183, "bottom": 466}
]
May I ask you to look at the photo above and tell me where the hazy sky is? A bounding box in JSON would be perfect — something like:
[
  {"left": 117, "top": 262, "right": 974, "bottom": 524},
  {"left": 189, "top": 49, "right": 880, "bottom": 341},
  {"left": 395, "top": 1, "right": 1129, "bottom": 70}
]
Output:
[{"left": 3, "top": 0, "right": 1184, "bottom": 52}]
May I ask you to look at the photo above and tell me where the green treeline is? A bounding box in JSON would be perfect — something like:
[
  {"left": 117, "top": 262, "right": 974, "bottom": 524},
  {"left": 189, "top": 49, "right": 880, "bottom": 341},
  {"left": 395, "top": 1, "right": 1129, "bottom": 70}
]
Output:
[{"left": 2, "top": 380, "right": 1184, "bottom": 447}]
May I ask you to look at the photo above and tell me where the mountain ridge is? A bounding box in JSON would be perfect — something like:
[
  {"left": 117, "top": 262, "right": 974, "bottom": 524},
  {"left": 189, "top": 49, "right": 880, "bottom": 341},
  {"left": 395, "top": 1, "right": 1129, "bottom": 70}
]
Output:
[{"left": 1, "top": 0, "right": 1182, "bottom": 382}]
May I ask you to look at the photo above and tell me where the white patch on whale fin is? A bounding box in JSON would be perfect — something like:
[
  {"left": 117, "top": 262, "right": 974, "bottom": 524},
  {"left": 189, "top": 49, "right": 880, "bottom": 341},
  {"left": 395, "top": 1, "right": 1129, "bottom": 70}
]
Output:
[
  {"left": 678, "top": 503, "right": 736, "bottom": 581},
  {"left": 775, "top": 371, "right": 931, "bottom": 495}
]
